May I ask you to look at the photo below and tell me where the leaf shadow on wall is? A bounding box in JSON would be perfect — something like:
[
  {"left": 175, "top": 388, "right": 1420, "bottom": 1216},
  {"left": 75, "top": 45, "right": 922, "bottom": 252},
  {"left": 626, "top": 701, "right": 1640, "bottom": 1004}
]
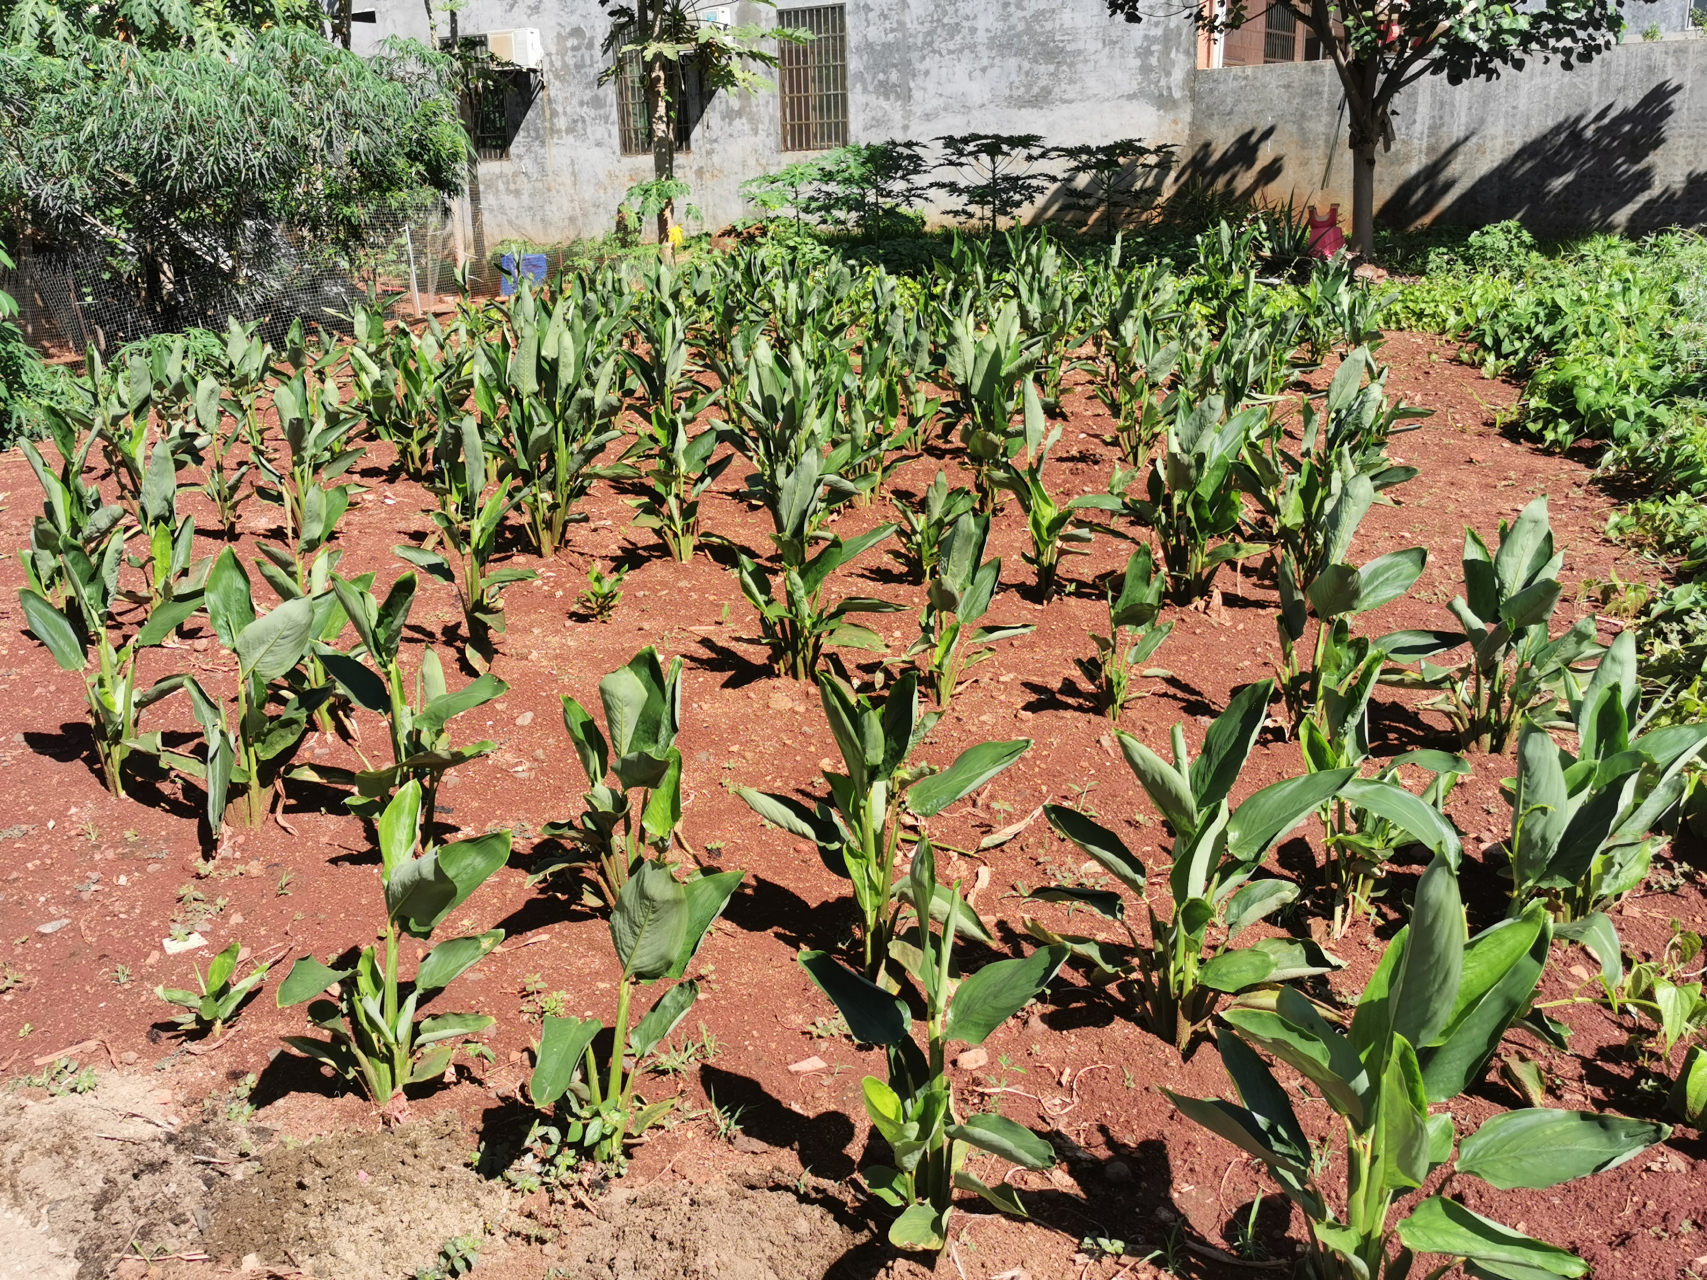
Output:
[{"left": 1380, "top": 80, "right": 1705, "bottom": 234}]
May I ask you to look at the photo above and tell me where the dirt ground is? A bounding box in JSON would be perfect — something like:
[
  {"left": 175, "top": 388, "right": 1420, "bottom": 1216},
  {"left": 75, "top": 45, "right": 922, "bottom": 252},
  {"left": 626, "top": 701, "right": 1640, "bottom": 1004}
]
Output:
[{"left": 0, "top": 331, "right": 1702, "bottom": 1280}]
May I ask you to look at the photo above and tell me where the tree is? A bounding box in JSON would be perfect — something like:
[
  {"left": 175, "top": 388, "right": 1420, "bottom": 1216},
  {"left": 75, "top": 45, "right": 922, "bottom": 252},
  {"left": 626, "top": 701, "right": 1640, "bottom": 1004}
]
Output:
[
  {"left": 1106, "top": 0, "right": 1624, "bottom": 254},
  {"left": 2, "top": 31, "right": 463, "bottom": 325},
  {"left": 933, "top": 134, "right": 1056, "bottom": 235},
  {"left": 599, "top": 0, "right": 801, "bottom": 248}
]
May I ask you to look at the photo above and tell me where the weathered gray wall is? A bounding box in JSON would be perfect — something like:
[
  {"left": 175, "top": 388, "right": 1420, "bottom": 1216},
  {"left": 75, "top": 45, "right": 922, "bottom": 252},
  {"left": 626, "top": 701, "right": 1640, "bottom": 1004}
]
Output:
[
  {"left": 1183, "top": 40, "right": 1707, "bottom": 233},
  {"left": 357, "top": 0, "right": 1197, "bottom": 246}
]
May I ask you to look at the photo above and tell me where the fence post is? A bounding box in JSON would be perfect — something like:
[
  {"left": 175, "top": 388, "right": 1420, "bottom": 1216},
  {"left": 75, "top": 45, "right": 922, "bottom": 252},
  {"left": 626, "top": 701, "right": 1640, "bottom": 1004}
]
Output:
[{"left": 404, "top": 223, "right": 424, "bottom": 317}]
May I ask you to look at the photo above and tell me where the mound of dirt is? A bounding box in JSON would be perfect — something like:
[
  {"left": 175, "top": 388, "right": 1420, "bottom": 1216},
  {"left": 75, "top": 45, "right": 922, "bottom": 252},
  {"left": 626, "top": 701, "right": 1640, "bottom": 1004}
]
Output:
[
  {"left": 204, "top": 1109, "right": 508, "bottom": 1280},
  {"left": 0, "top": 1072, "right": 248, "bottom": 1280},
  {"left": 548, "top": 1178, "right": 870, "bottom": 1280}
]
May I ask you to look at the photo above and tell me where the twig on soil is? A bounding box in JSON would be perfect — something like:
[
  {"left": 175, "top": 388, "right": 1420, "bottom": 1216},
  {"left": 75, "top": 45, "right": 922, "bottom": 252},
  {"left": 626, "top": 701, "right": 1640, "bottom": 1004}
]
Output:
[
  {"left": 184, "top": 1032, "right": 237, "bottom": 1056},
  {"left": 1180, "top": 1238, "right": 1286, "bottom": 1269},
  {"left": 95, "top": 1132, "right": 153, "bottom": 1143}
]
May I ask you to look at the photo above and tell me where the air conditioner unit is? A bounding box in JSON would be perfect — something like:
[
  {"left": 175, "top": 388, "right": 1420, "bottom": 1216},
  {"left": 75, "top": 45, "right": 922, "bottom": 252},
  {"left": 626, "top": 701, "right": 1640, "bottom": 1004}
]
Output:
[
  {"left": 699, "top": 6, "right": 733, "bottom": 27},
  {"left": 484, "top": 28, "right": 544, "bottom": 68}
]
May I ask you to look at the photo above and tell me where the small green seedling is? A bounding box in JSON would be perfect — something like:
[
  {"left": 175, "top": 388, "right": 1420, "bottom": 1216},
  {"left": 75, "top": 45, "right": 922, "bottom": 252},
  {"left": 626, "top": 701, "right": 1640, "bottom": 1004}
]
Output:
[{"left": 155, "top": 940, "right": 270, "bottom": 1038}]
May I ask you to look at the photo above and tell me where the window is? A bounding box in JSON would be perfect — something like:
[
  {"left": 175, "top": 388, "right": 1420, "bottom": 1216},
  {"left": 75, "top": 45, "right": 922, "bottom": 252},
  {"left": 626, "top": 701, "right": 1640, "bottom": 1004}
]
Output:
[
  {"left": 616, "top": 40, "right": 701, "bottom": 155},
  {"left": 1263, "top": 4, "right": 1298, "bottom": 62},
  {"left": 777, "top": 4, "right": 848, "bottom": 152},
  {"left": 464, "top": 66, "right": 540, "bottom": 161}
]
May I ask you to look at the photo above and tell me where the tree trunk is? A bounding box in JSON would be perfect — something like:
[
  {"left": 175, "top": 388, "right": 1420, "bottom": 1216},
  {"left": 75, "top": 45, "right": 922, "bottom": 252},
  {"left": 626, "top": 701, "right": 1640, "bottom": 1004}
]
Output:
[
  {"left": 1350, "top": 135, "right": 1376, "bottom": 256},
  {"left": 647, "top": 54, "right": 676, "bottom": 256}
]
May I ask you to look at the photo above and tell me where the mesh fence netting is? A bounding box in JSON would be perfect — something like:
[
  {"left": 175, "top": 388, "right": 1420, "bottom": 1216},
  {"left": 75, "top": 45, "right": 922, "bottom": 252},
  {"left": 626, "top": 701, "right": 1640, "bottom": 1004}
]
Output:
[{"left": 2, "top": 205, "right": 461, "bottom": 356}]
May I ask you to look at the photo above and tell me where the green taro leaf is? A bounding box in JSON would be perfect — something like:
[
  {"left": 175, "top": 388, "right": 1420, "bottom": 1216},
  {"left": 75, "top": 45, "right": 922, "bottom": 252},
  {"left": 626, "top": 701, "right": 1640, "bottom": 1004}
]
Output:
[
  {"left": 1396, "top": 1196, "right": 1586, "bottom": 1277},
  {"left": 235, "top": 596, "right": 316, "bottom": 683},
  {"left": 1043, "top": 805, "right": 1146, "bottom": 896},
  {"left": 415, "top": 930, "right": 503, "bottom": 992},
  {"left": 276, "top": 955, "right": 353, "bottom": 1007},
  {"left": 797, "top": 950, "right": 910, "bottom": 1046},
  {"left": 667, "top": 869, "right": 745, "bottom": 979},
  {"left": 18, "top": 589, "right": 85, "bottom": 671},
  {"left": 1191, "top": 680, "right": 1274, "bottom": 812},
  {"left": 906, "top": 739, "right": 1031, "bottom": 816},
  {"left": 947, "top": 1113, "right": 1056, "bottom": 1170},
  {"left": 1456, "top": 1109, "right": 1667, "bottom": 1190},
  {"left": 629, "top": 979, "right": 699, "bottom": 1060},
  {"left": 611, "top": 859, "right": 689, "bottom": 982},
  {"left": 531, "top": 1015, "right": 603, "bottom": 1107},
  {"left": 944, "top": 945, "right": 1068, "bottom": 1046}
]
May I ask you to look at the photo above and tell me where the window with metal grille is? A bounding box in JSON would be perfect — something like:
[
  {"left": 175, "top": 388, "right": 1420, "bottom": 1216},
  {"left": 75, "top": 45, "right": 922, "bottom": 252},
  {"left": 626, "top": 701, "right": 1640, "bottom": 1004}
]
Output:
[
  {"left": 464, "top": 66, "right": 539, "bottom": 161},
  {"left": 615, "top": 39, "right": 699, "bottom": 154},
  {"left": 1262, "top": 4, "right": 1299, "bottom": 61},
  {"left": 777, "top": 4, "right": 848, "bottom": 152}
]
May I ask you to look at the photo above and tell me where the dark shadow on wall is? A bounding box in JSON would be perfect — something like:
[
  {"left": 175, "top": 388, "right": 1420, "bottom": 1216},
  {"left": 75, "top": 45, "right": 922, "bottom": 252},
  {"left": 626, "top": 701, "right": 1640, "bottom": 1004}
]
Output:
[
  {"left": 1377, "top": 80, "right": 1695, "bottom": 233},
  {"left": 1172, "top": 126, "right": 1285, "bottom": 202}
]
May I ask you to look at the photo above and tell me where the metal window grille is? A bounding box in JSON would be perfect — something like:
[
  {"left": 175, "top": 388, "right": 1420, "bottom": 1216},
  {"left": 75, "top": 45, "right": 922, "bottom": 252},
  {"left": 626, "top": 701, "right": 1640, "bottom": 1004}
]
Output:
[
  {"left": 616, "top": 41, "right": 695, "bottom": 154},
  {"left": 778, "top": 4, "right": 847, "bottom": 152},
  {"left": 1263, "top": 4, "right": 1299, "bottom": 61}
]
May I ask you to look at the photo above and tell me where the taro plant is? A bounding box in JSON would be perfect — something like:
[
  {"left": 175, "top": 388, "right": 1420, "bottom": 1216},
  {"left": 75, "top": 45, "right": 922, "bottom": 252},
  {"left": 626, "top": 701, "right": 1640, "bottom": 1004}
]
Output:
[
  {"left": 1503, "top": 632, "right": 1707, "bottom": 919},
  {"left": 799, "top": 840, "right": 1069, "bottom": 1250},
  {"left": 1168, "top": 855, "right": 1668, "bottom": 1280},
  {"left": 1380, "top": 498, "right": 1598, "bottom": 753},
  {"left": 16, "top": 514, "right": 197, "bottom": 800},
  {"left": 475, "top": 285, "right": 625, "bottom": 559},
  {"left": 538, "top": 648, "right": 686, "bottom": 908},
  {"left": 154, "top": 940, "right": 270, "bottom": 1039},
  {"left": 253, "top": 367, "right": 364, "bottom": 562},
  {"left": 1075, "top": 547, "right": 1173, "bottom": 721},
  {"left": 276, "top": 781, "right": 509, "bottom": 1121},
  {"left": 1319, "top": 751, "right": 1470, "bottom": 938},
  {"left": 577, "top": 562, "right": 627, "bottom": 620},
  {"left": 303, "top": 572, "right": 508, "bottom": 824},
  {"left": 939, "top": 298, "right": 1037, "bottom": 511},
  {"left": 17, "top": 422, "right": 122, "bottom": 605},
  {"left": 906, "top": 511, "right": 1034, "bottom": 709},
  {"left": 1118, "top": 397, "right": 1267, "bottom": 603},
  {"left": 348, "top": 309, "right": 473, "bottom": 481},
  {"left": 889, "top": 470, "right": 976, "bottom": 584},
  {"left": 1273, "top": 469, "right": 1427, "bottom": 730},
  {"left": 1089, "top": 270, "right": 1183, "bottom": 468},
  {"left": 734, "top": 526, "right": 907, "bottom": 680},
  {"left": 127, "top": 433, "right": 198, "bottom": 610},
  {"left": 1031, "top": 681, "right": 1351, "bottom": 1051},
  {"left": 607, "top": 390, "right": 729, "bottom": 562},
  {"left": 181, "top": 362, "right": 248, "bottom": 538},
  {"left": 992, "top": 380, "right": 1112, "bottom": 596},
  {"left": 525, "top": 857, "right": 744, "bottom": 1170},
  {"left": 397, "top": 416, "right": 537, "bottom": 667},
  {"left": 740, "top": 670, "right": 1030, "bottom": 981}
]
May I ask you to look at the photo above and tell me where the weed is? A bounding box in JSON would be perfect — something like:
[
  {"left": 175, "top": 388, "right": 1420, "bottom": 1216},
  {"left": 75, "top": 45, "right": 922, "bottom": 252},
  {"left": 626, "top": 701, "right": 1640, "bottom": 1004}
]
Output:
[
  {"left": 111, "top": 964, "right": 132, "bottom": 986},
  {"left": 0, "top": 965, "right": 23, "bottom": 994},
  {"left": 702, "top": 1087, "right": 747, "bottom": 1142},
  {"left": 276, "top": 871, "right": 293, "bottom": 897},
  {"left": 578, "top": 562, "right": 627, "bottom": 621},
  {"left": 518, "top": 975, "right": 569, "bottom": 1022},
  {"left": 806, "top": 1013, "right": 851, "bottom": 1040},
  {"left": 204, "top": 1073, "right": 259, "bottom": 1123},
  {"left": 650, "top": 1022, "right": 721, "bottom": 1075},
  {"left": 24, "top": 1058, "right": 97, "bottom": 1095},
  {"left": 414, "top": 1234, "right": 480, "bottom": 1279}
]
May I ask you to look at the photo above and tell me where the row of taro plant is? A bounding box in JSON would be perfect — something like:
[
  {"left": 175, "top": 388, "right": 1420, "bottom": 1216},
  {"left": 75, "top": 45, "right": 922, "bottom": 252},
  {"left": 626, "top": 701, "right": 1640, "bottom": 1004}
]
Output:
[{"left": 14, "top": 226, "right": 1703, "bottom": 1271}]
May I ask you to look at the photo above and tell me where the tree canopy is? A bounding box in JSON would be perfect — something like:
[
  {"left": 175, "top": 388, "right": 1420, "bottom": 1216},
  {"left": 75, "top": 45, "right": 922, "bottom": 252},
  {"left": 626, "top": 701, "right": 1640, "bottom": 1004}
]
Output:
[{"left": 1107, "top": 0, "right": 1625, "bottom": 252}]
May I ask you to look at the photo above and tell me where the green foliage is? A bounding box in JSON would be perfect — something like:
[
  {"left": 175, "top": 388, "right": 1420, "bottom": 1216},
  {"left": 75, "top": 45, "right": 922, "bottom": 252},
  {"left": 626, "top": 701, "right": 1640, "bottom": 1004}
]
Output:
[
  {"left": 276, "top": 782, "right": 507, "bottom": 1113},
  {"left": 932, "top": 134, "right": 1055, "bottom": 234},
  {"left": 154, "top": 939, "right": 270, "bottom": 1038},
  {"left": 741, "top": 670, "right": 1028, "bottom": 978},
  {"left": 1049, "top": 139, "right": 1176, "bottom": 227},
  {"left": 905, "top": 511, "right": 1034, "bottom": 707},
  {"left": 1170, "top": 856, "right": 1666, "bottom": 1280},
  {"left": 1380, "top": 498, "right": 1595, "bottom": 753},
  {"left": 2, "top": 32, "right": 464, "bottom": 321},
  {"left": 740, "top": 141, "right": 930, "bottom": 232},
  {"left": 525, "top": 857, "right": 743, "bottom": 1170},
  {"left": 799, "top": 841, "right": 1067, "bottom": 1250},
  {"left": 1076, "top": 548, "right": 1173, "bottom": 721},
  {"left": 539, "top": 647, "right": 687, "bottom": 907},
  {"left": 1033, "top": 681, "right": 1350, "bottom": 1052}
]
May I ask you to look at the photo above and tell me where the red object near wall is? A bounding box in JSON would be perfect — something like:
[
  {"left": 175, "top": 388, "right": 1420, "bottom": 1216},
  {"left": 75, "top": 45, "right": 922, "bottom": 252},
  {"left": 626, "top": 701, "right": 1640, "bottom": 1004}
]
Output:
[{"left": 1308, "top": 204, "right": 1346, "bottom": 258}]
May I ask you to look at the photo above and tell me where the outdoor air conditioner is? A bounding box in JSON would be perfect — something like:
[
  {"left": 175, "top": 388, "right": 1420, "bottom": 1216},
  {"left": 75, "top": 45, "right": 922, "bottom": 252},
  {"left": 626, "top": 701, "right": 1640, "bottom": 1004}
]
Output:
[
  {"left": 484, "top": 28, "right": 544, "bottom": 68},
  {"left": 699, "top": 5, "right": 733, "bottom": 27}
]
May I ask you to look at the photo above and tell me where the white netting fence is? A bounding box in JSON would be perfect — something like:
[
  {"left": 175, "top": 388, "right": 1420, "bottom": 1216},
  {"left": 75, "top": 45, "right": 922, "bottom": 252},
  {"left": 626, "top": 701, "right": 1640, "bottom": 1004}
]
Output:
[{"left": 2, "top": 205, "right": 461, "bottom": 356}]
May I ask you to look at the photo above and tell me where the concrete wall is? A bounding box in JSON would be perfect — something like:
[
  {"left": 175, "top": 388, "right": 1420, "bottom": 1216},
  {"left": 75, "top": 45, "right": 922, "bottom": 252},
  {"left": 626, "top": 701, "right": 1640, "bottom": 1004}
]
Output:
[
  {"left": 1183, "top": 39, "right": 1707, "bottom": 233},
  {"left": 357, "top": 0, "right": 1198, "bottom": 246}
]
